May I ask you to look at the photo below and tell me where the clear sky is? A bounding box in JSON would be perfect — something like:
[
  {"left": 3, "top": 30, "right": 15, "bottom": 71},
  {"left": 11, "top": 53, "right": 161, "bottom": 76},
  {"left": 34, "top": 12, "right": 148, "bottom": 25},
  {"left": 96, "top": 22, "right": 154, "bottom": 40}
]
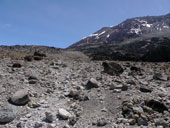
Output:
[{"left": 0, "top": 0, "right": 170, "bottom": 48}]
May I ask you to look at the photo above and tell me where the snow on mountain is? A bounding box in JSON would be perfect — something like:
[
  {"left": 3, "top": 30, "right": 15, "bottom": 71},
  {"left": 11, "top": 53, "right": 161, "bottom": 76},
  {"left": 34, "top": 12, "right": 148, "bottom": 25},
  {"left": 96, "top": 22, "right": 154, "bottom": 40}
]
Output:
[{"left": 69, "top": 13, "right": 170, "bottom": 48}]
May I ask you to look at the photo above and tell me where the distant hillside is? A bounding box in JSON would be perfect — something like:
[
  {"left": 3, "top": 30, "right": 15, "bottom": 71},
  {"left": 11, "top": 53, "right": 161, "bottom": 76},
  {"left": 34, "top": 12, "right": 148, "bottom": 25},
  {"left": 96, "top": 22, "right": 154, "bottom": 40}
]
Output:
[{"left": 69, "top": 13, "right": 170, "bottom": 62}]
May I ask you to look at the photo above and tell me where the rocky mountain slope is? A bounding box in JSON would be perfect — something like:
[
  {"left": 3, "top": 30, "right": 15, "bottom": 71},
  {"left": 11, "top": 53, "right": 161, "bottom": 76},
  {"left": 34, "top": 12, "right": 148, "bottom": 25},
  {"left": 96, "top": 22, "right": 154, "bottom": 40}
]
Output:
[
  {"left": 69, "top": 13, "right": 170, "bottom": 62},
  {"left": 0, "top": 46, "right": 170, "bottom": 128}
]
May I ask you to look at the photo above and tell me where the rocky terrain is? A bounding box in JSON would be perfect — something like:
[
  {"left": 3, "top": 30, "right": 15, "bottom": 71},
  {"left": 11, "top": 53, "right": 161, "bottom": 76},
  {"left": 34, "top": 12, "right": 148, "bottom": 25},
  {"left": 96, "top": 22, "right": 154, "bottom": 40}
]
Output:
[
  {"left": 0, "top": 46, "right": 170, "bottom": 128},
  {"left": 69, "top": 13, "right": 170, "bottom": 62}
]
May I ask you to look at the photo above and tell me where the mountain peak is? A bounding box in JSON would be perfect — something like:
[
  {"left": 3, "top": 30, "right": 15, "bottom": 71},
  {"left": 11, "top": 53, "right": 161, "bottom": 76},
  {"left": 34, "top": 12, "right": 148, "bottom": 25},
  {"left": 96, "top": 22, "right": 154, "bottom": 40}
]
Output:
[
  {"left": 69, "top": 13, "right": 170, "bottom": 49},
  {"left": 69, "top": 13, "right": 170, "bottom": 62}
]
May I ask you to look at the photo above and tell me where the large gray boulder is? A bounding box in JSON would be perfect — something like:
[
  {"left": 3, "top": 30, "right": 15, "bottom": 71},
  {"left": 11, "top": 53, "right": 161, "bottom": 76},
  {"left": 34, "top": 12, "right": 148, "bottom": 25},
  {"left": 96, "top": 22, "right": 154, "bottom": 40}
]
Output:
[
  {"left": 102, "top": 62, "right": 124, "bottom": 76},
  {"left": 0, "top": 104, "right": 17, "bottom": 124},
  {"left": 9, "top": 89, "right": 30, "bottom": 105}
]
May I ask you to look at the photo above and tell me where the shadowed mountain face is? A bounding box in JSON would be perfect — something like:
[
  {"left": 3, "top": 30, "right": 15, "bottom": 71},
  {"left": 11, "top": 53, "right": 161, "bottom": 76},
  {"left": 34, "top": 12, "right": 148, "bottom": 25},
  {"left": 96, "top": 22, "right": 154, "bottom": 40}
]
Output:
[{"left": 69, "top": 13, "right": 170, "bottom": 62}]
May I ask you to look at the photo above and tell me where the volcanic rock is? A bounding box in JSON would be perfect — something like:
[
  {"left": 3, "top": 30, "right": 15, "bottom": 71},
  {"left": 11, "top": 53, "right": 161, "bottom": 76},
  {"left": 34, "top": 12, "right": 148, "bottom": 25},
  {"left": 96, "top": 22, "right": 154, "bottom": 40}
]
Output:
[
  {"left": 0, "top": 105, "right": 17, "bottom": 124},
  {"left": 140, "top": 86, "right": 152, "bottom": 93},
  {"left": 24, "top": 56, "right": 33, "bottom": 61},
  {"left": 45, "top": 112, "right": 55, "bottom": 123},
  {"left": 9, "top": 89, "right": 30, "bottom": 105},
  {"left": 12, "top": 63, "right": 22, "bottom": 68},
  {"left": 58, "top": 108, "right": 72, "bottom": 120},
  {"left": 34, "top": 51, "right": 46, "bottom": 57},
  {"left": 102, "top": 62, "right": 124, "bottom": 75},
  {"left": 85, "top": 78, "right": 99, "bottom": 89}
]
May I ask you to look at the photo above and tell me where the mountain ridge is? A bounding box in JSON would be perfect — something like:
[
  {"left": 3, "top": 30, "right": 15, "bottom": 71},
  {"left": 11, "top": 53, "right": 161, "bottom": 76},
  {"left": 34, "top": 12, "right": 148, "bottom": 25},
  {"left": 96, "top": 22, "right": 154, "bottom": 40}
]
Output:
[{"left": 69, "top": 13, "right": 170, "bottom": 62}]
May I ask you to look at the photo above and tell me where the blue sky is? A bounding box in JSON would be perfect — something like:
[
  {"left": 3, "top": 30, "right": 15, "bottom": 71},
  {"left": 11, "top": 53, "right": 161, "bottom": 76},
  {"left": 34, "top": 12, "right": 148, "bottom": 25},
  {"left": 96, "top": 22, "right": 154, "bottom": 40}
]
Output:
[{"left": 0, "top": 0, "right": 170, "bottom": 48}]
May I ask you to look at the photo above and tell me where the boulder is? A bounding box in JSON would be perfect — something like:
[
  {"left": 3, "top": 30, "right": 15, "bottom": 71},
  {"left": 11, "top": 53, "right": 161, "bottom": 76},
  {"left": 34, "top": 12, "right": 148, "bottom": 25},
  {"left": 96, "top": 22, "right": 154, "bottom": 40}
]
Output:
[
  {"left": 9, "top": 89, "right": 30, "bottom": 105},
  {"left": 145, "top": 99, "right": 168, "bottom": 113},
  {"left": 153, "top": 73, "right": 167, "bottom": 81},
  {"left": 0, "top": 105, "right": 17, "bottom": 124},
  {"left": 102, "top": 62, "right": 124, "bottom": 76}
]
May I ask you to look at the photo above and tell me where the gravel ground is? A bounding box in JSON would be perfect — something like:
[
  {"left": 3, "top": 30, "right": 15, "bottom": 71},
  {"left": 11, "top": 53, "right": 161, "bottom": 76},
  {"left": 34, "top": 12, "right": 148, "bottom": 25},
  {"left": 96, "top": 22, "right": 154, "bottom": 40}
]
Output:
[{"left": 0, "top": 47, "right": 170, "bottom": 128}]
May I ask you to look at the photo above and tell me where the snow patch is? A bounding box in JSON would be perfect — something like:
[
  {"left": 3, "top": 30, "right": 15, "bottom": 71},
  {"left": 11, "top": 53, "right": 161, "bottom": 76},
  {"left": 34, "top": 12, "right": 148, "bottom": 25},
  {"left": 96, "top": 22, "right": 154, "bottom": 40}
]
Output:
[
  {"left": 135, "top": 19, "right": 152, "bottom": 28},
  {"left": 89, "top": 31, "right": 105, "bottom": 37},
  {"left": 98, "top": 31, "right": 106, "bottom": 36},
  {"left": 89, "top": 33, "right": 99, "bottom": 37},
  {"left": 82, "top": 36, "right": 87, "bottom": 40},
  {"left": 107, "top": 34, "right": 110, "bottom": 38},
  {"left": 136, "top": 19, "right": 147, "bottom": 23},
  {"left": 142, "top": 23, "right": 152, "bottom": 28},
  {"left": 130, "top": 28, "right": 141, "bottom": 34},
  {"left": 88, "top": 31, "right": 106, "bottom": 40}
]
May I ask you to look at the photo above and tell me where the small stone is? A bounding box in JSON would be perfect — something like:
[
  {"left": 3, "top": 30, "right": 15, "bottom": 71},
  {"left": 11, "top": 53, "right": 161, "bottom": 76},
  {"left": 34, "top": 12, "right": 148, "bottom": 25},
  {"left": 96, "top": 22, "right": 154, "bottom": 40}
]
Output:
[
  {"left": 140, "top": 86, "right": 152, "bottom": 93},
  {"left": 29, "top": 80, "right": 37, "bottom": 84},
  {"left": 101, "top": 107, "right": 107, "bottom": 112},
  {"left": 9, "top": 89, "right": 30, "bottom": 105},
  {"left": 34, "top": 122, "right": 44, "bottom": 128},
  {"left": 34, "top": 51, "right": 46, "bottom": 57},
  {"left": 130, "top": 66, "right": 141, "bottom": 72},
  {"left": 132, "top": 106, "right": 144, "bottom": 114},
  {"left": 28, "top": 100, "right": 41, "bottom": 108},
  {"left": 121, "top": 85, "right": 128, "bottom": 91},
  {"left": 133, "top": 114, "right": 140, "bottom": 120},
  {"left": 115, "top": 84, "right": 123, "bottom": 89},
  {"left": 24, "top": 56, "right": 33, "bottom": 61},
  {"left": 69, "top": 116, "right": 77, "bottom": 126},
  {"left": 97, "top": 118, "right": 107, "bottom": 126},
  {"left": 109, "top": 84, "right": 115, "bottom": 90},
  {"left": 85, "top": 78, "right": 99, "bottom": 89},
  {"left": 28, "top": 76, "right": 38, "bottom": 80},
  {"left": 128, "top": 119, "right": 136, "bottom": 125},
  {"left": 45, "top": 112, "right": 55, "bottom": 123},
  {"left": 47, "top": 123, "right": 56, "bottom": 128},
  {"left": 137, "top": 115, "right": 148, "bottom": 126},
  {"left": 113, "top": 89, "right": 121, "bottom": 93},
  {"left": 25, "top": 113, "right": 31, "bottom": 118},
  {"left": 12, "top": 63, "right": 22, "bottom": 68},
  {"left": 34, "top": 56, "right": 43, "bottom": 61},
  {"left": 58, "top": 108, "right": 72, "bottom": 120},
  {"left": 113, "top": 84, "right": 128, "bottom": 91},
  {"left": 16, "top": 122, "right": 24, "bottom": 128},
  {"left": 68, "top": 89, "right": 80, "bottom": 99},
  {"left": 63, "top": 125, "right": 70, "bottom": 128},
  {"left": 167, "top": 76, "right": 170, "bottom": 81}
]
